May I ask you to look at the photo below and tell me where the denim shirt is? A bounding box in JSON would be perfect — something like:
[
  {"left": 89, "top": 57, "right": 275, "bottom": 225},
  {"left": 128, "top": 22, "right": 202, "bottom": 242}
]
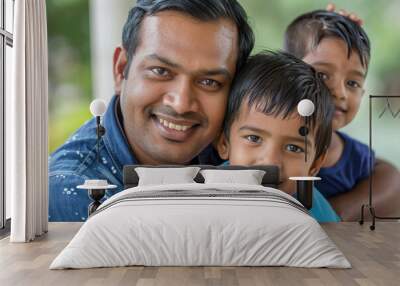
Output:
[{"left": 48, "top": 95, "right": 222, "bottom": 222}]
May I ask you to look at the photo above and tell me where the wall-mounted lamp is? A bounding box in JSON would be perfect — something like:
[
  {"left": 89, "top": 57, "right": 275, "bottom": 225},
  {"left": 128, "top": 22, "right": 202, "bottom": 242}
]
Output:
[
  {"left": 290, "top": 99, "right": 320, "bottom": 210},
  {"left": 297, "top": 99, "right": 315, "bottom": 162},
  {"left": 76, "top": 100, "right": 115, "bottom": 217},
  {"left": 90, "top": 99, "right": 107, "bottom": 163}
]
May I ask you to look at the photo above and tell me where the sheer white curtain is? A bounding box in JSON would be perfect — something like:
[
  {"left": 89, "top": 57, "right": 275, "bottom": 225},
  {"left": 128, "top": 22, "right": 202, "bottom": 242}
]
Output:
[{"left": 8, "top": 0, "right": 48, "bottom": 242}]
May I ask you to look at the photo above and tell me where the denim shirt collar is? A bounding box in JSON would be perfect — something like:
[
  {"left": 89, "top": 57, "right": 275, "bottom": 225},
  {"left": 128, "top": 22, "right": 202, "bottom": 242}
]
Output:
[{"left": 103, "top": 95, "right": 137, "bottom": 169}]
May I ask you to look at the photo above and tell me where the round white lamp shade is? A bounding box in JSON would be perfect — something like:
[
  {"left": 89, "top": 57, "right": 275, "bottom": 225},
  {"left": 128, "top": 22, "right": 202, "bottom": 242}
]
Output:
[
  {"left": 90, "top": 99, "right": 107, "bottom": 117},
  {"left": 297, "top": 99, "right": 315, "bottom": 117}
]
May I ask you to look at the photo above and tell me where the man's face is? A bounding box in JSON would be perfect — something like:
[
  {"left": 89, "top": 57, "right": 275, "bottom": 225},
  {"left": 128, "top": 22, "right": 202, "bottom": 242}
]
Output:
[
  {"left": 218, "top": 104, "right": 324, "bottom": 195},
  {"left": 115, "top": 11, "right": 238, "bottom": 164},
  {"left": 303, "top": 38, "right": 366, "bottom": 130}
]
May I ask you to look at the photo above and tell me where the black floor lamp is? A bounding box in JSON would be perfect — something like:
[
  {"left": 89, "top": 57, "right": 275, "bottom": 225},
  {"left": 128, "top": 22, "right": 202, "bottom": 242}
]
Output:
[{"left": 359, "top": 95, "right": 400, "bottom": 230}]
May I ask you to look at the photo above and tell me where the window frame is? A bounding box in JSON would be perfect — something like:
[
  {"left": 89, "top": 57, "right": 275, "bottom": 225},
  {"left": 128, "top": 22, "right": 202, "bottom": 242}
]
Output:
[{"left": 0, "top": 0, "right": 14, "bottom": 235}]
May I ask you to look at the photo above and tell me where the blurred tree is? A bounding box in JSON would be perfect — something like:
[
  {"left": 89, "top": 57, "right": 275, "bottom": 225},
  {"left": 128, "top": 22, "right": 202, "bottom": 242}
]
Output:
[{"left": 47, "top": 0, "right": 92, "bottom": 152}]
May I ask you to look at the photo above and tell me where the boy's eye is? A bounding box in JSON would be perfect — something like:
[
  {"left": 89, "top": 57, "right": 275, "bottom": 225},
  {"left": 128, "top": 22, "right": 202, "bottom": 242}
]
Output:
[
  {"left": 347, "top": 80, "right": 361, "bottom": 89},
  {"left": 285, "top": 144, "right": 304, "bottom": 153},
  {"left": 150, "top": 67, "right": 171, "bottom": 77},
  {"left": 245, "top": 135, "right": 262, "bottom": 144},
  {"left": 317, "top": 71, "right": 329, "bottom": 81},
  {"left": 197, "top": 78, "right": 222, "bottom": 90}
]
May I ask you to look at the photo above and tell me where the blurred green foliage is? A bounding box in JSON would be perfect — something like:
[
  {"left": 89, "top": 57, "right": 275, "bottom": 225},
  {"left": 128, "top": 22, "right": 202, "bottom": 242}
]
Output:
[
  {"left": 49, "top": 102, "right": 91, "bottom": 152},
  {"left": 47, "top": 0, "right": 400, "bottom": 167},
  {"left": 47, "top": 0, "right": 92, "bottom": 152}
]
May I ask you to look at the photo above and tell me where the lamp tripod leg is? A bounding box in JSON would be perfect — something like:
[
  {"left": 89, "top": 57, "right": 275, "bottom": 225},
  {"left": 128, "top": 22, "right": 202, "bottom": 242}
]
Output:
[
  {"left": 369, "top": 206, "right": 376, "bottom": 231},
  {"left": 359, "top": 204, "right": 365, "bottom": 225}
]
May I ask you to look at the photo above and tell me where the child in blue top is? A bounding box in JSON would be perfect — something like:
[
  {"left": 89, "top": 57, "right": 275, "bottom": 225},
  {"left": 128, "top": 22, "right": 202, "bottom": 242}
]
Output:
[
  {"left": 217, "top": 51, "right": 340, "bottom": 222},
  {"left": 284, "top": 10, "right": 373, "bottom": 199},
  {"left": 283, "top": 11, "right": 400, "bottom": 221}
]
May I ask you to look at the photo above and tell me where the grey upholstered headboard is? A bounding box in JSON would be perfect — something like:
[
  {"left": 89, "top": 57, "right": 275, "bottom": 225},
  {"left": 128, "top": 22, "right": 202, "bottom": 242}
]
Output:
[{"left": 123, "top": 165, "right": 280, "bottom": 189}]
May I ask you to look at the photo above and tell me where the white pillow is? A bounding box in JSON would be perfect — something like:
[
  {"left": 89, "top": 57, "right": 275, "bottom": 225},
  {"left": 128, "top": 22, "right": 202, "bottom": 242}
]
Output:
[
  {"left": 135, "top": 167, "right": 200, "bottom": 186},
  {"left": 200, "top": 169, "right": 266, "bottom": 185}
]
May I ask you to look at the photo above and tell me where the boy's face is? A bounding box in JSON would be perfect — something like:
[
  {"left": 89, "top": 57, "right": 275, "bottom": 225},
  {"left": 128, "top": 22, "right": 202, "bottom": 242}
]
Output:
[
  {"left": 218, "top": 104, "right": 325, "bottom": 195},
  {"left": 303, "top": 37, "right": 366, "bottom": 130}
]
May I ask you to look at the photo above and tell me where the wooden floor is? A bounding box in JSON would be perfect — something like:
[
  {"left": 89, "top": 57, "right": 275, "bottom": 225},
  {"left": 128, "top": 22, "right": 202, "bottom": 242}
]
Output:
[{"left": 1, "top": 222, "right": 399, "bottom": 286}]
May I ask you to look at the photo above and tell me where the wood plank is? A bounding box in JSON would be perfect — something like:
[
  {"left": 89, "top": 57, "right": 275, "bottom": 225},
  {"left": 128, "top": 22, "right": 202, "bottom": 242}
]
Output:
[{"left": 0, "top": 222, "right": 399, "bottom": 286}]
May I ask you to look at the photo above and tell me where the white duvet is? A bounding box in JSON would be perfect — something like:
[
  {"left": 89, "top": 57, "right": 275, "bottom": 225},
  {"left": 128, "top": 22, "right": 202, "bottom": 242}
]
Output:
[{"left": 50, "top": 183, "right": 350, "bottom": 269}]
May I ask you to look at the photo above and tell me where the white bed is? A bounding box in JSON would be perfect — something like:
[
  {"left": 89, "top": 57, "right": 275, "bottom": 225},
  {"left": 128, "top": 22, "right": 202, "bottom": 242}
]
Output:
[{"left": 50, "top": 183, "right": 350, "bottom": 269}]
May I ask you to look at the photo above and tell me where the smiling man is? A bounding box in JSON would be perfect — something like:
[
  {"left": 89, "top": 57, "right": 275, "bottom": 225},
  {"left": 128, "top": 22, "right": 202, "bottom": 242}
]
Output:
[
  {"left": 48, "top": 0, "right": 254, "bottom": 221},
  {"left": 115, "top": 11, "right": 238, "bottom": 165}
]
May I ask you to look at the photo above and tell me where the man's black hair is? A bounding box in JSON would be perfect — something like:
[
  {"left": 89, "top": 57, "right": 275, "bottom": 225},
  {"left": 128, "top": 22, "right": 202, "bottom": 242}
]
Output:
[
  {"left": 284, "top": 10, "right": 370, "bottom": 69},
  {"left": 223, "top": 51, "right": 334, "bottom": 160},
  {"left": 122, "top": 0, "right": 254, "bottom": 77}
]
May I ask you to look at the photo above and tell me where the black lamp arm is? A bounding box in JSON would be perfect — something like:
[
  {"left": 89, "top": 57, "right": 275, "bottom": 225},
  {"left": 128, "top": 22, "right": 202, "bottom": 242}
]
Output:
[{"left": 96, "top": 116, "right": 106, "bottom": 163}]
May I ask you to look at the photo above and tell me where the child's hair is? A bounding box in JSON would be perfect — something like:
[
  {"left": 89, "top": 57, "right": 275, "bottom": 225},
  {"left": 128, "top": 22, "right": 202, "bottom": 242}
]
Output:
[
  {"left": 284, "top": 10, "right": 370, "bottom": 69},
  {"left": 223, "top": 51, "right": 334, "bottom": 160}
]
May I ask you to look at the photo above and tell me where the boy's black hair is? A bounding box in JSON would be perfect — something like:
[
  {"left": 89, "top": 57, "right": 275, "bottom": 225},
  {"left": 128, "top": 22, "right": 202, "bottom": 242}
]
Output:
[
  {"left": 122, "top": 0, "right": 254, "bottom": 77},
  {"left": 284, "top": 10, "right": 370, "bottom": 69},
  {"left": 223, "top": 51, "right": 334, "bottom": 160}
]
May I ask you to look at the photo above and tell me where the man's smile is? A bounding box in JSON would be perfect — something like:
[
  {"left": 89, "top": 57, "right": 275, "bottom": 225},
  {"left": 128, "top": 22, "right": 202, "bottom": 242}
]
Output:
[
  {"left": 151, "top": 114, "right": 200, "bottom": 142},
  {"left": 159, "top": 118, "right": 191, "bottom": 131}
]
